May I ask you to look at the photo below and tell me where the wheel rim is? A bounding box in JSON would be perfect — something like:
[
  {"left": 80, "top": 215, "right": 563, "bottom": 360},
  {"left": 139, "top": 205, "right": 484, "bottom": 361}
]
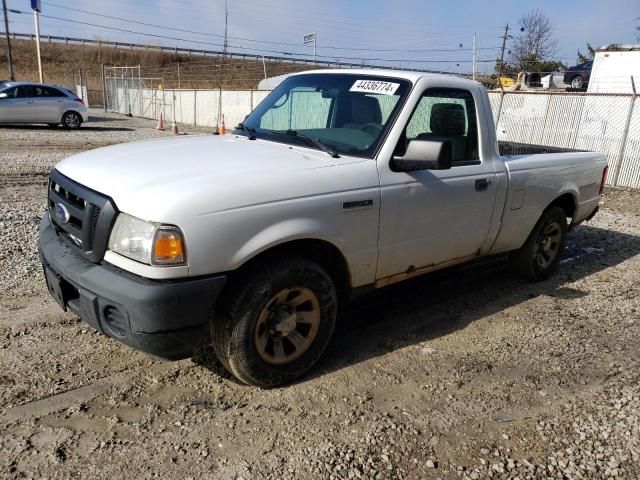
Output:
[
  {"left": 254, "top": 287, "right": 321, "bottom": 365},
  {"left": 65, "top": 114, "right": 80, "bottom": 128},
  {"left": 571, "top": 77, "right": 583, "bottom": 88},
  {"left": 534, "top": 221, "right": 562, "bottom": 269}
]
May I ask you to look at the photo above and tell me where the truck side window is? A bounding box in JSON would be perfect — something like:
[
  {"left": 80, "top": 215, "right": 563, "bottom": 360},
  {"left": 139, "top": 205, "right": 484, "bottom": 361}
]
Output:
[{"left": 398, "top": 88, "right": 479, "bottom": 164}]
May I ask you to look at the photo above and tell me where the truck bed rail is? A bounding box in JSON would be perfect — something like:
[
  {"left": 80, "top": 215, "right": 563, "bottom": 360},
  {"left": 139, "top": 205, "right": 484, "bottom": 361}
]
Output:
[{"left": 499, "top": 141, "right": 585, "bottom": 156}]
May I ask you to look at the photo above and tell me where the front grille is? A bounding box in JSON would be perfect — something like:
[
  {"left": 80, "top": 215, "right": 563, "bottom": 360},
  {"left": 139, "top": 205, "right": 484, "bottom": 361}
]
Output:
[
  {"left": 48, "top": 169, "right": 118, "bottom": 263},
  {"left": 88, "top": 206, "right": 102, "bottom": 250}
]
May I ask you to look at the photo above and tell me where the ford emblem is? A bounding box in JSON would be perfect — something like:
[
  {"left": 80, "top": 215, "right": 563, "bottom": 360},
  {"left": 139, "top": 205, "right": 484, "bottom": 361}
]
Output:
[{"left": 53, "top": 203, "right": 70, "bottom": 224}]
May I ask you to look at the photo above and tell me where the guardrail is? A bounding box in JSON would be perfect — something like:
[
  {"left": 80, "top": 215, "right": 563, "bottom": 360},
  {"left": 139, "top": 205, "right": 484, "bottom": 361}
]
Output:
[{"left": 8, "top": 31, "right": 469, "bottom": 76}]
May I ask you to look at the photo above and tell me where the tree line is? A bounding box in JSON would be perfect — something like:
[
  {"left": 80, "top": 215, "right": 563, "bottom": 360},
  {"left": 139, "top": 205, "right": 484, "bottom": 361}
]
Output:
[{"left": 497, "top": 8, "right": 596, "bottom": 76}]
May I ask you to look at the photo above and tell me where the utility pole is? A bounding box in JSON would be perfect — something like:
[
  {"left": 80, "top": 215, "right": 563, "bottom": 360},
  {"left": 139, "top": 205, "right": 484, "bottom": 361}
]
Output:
[
  {"left": 2, "top": 0, "right": 15, "bottom": 80},
  {"left": 223, "top": 0, "right": 228, "bottom": 54},
  {"left": 497, "top": 23, "right": 511, "bottom": 77},
  {"left": 101, "top": 64, "right": 107, "bottom": 112},
  {"left": 32, "top": 1, "right": 43, "bottom": 83},
  {"left": 217, "top": 0, "right": 228, "bottom": 129},
  {"left": 472, "top": 32, "right": 477, "bottom": 81}
]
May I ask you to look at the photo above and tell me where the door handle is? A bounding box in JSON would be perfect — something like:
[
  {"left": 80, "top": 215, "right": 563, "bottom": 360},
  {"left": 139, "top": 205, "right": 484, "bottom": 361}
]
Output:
[{"left": 475, "top": 179, "right": 490, "bottom": 191}]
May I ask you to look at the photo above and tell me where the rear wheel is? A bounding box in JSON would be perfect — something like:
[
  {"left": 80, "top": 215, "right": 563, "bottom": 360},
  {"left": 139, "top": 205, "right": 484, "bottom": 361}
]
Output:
[
  {"left": 211, "top": 257, "right": 337, "bottom": 387},
  {"left": 61, "top": 111, "right": 82, "bottom": 129},
  {"left": 509, "top": 206, "right": 568, "bottom": 281}
]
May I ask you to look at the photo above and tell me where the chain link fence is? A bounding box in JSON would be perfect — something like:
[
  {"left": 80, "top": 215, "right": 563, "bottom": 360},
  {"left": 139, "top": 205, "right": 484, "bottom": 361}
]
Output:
[{"left": 490, "top": 91, "right": 640, "bottom": 188}]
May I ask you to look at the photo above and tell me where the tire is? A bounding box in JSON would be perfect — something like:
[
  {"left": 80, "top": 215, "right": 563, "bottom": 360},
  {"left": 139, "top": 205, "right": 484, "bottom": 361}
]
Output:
[
  {"left": 509, "top": 206, "right": 568, "bottom": 281},
  {"left": 211, "top": 257, "right": 337, "bottom": 388},
  {"left": 61, "top": 111, "right": 82, "bottom": 129},
  {"left": 570, "top": 75, "right": 584, "bottom": 89}
]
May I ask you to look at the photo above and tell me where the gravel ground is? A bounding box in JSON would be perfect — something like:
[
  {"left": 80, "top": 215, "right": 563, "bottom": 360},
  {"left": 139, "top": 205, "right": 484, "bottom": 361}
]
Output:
[
  {"left": 601, "top": 187, "right": 640, "bottom": 216},
  {"left": 1, "top": 111, "right": 639, "bottom": 479}
]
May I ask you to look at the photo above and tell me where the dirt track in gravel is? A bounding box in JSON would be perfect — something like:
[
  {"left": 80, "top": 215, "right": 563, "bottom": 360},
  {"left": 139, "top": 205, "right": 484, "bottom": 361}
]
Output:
[{"left": 1, "top": 112, "right": 639, "bottom": 479}]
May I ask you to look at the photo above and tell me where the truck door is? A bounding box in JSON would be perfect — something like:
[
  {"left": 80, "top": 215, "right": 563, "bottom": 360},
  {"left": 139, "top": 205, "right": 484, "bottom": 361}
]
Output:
[{"left": 376, "top": 87, "right": 498, "bottom": 281}]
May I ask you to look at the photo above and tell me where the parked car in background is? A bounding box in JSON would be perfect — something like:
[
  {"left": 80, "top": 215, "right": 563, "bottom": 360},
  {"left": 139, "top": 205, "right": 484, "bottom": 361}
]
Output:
[
  {"left": 0, "top": 81, "right": 88, "bottom": 128},
  {"left": 563, "top": 61, "right": 592, "bottom": 89}
]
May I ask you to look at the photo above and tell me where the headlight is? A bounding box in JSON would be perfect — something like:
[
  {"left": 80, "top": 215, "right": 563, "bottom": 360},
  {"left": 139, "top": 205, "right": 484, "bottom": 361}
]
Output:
[{"left": 108, "top": 213, "right": 186, "bottom": 266}]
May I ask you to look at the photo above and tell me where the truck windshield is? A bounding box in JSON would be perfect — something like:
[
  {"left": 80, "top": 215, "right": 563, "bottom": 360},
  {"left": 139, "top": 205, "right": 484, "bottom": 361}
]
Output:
[{"left": 239, "top": 74, "right": 411, "bottom": 158}]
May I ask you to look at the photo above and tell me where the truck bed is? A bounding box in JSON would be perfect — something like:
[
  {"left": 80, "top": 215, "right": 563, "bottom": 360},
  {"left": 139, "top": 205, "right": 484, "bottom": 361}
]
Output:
[{"left": 499, "top": 141, "right": 585, "bottom": 156}]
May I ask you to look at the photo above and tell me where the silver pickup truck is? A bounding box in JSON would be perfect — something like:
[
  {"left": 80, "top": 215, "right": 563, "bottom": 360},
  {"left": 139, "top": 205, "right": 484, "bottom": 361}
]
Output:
[{"left": 38, "top": 69, "right": 608, "bottom": 387}]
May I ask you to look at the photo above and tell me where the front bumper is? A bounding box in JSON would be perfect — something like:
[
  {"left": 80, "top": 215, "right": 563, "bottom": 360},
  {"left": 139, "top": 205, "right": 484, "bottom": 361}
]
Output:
[{"left": 38, "top": 215, "right": 227, "bottom": 359}]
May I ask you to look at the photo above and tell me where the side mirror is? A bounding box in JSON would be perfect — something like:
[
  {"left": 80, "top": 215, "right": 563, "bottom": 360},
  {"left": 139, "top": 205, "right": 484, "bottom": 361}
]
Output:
[
  {"left": 391, "top": 138, "right": 453, "bottom": 172},
  {"left": 0, "top": 92, "right": 8, "bottom": 99}
]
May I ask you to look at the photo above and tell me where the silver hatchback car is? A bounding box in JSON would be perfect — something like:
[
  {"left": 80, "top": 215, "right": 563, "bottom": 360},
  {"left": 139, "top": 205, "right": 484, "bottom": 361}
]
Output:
[{"left": 0, "top": 81, "right": 89, "bottom": 129}]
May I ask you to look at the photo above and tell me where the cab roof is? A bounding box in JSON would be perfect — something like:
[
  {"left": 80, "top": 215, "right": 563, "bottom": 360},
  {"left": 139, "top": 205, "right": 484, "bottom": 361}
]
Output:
[{"left": 293, "top": 68, "right": 481, "bottom": 87}]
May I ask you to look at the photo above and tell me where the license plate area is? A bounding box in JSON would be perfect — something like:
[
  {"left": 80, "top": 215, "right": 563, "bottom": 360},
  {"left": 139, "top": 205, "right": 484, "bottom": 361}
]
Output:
[{"left": 44, "top": 267, "right": 78, "bottom": 310}]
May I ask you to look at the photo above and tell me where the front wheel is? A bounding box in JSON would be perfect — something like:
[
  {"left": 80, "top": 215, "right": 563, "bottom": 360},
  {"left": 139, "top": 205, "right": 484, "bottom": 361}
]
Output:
[
  {"left": 61, "top": 111, "right": 82, "bottom": 129},
  {"left": 211, "top": 257, "right": 337, "bottom": 387},
  {"left": 509, "top": 206, "right": 568, "bottom": 281}
]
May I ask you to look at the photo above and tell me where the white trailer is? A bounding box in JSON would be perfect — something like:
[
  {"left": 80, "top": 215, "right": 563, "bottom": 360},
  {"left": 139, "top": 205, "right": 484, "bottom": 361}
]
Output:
[{"left": 588, "top": 44, "right": 640, "bottom": 94}]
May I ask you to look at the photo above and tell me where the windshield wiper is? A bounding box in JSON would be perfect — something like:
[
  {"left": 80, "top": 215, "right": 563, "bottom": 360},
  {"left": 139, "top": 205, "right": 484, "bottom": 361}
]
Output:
[
  {"left": 236, "top": 122, "right": 256, "bottom": 140},
  {"left": 270, "top": 129, "right": 340, "bottom": 158}
]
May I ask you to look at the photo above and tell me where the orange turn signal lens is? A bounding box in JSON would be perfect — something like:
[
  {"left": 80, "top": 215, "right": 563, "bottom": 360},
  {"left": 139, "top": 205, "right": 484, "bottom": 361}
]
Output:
[{"left": 152, "top": 228, "right": 185, "bottom": 265}]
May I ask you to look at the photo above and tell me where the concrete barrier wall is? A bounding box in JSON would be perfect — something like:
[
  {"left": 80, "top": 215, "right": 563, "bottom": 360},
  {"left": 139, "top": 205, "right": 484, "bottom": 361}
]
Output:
[{"left": 111, "top": 87, "right": 272, "bottom": 130}]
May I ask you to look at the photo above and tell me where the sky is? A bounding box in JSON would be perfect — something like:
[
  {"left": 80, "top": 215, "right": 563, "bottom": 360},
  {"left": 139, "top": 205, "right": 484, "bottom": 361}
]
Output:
[{"left": 3, "top": 0, "right": 639, "bottom": 74}]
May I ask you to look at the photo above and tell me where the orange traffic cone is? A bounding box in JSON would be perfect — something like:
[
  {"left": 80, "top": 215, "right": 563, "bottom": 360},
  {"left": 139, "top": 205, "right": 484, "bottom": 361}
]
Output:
[
  {"left": 171, "top": 121, "right": 178, "bottom": 135},
  {"left": 219, "top": 114, "right": 226, "bottom": 135},
  {"left": 156, "top": 112, "right": 164, "bottom": 130}
]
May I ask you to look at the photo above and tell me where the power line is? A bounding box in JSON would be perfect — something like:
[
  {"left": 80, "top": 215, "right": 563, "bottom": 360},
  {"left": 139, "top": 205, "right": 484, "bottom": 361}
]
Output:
[
  {"left": 226, "top": 0, "right": 504, "bottom": 30},
  {"left": 44, "top": 0, "right": 503, "bottom": 39},
  {"left": 42, "top": 1, "right": 501, "bottom": 54},
  {"left": 6, "top": 9, "right": 498, "bottom": 64}
]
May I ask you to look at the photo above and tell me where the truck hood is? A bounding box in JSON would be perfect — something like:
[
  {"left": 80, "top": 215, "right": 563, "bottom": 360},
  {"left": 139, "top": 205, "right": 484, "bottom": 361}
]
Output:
[{"left": 55, "top": 134, "right": 368, "bottom": 221}]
